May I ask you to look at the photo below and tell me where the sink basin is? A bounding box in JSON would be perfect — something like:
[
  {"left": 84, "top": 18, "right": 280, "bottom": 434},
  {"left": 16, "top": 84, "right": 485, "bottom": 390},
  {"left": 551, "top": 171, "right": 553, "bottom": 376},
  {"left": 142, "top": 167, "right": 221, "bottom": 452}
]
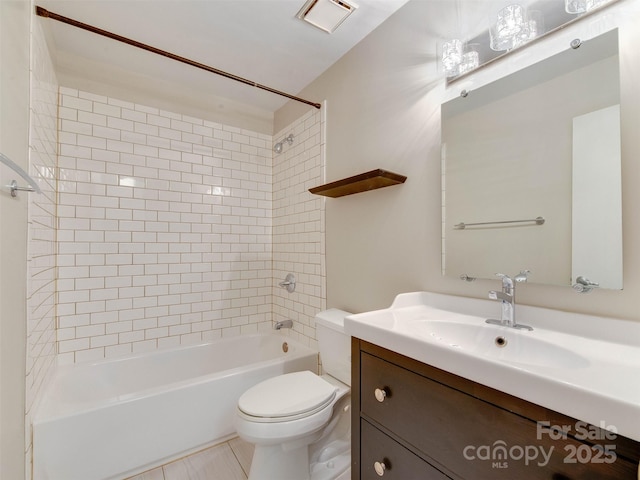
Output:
[
  {"left": 344, "top": 291, "right": 640, "bottom": 442},
  {"left": 407, "top": 319, "right": 590, "bottom": 368}
]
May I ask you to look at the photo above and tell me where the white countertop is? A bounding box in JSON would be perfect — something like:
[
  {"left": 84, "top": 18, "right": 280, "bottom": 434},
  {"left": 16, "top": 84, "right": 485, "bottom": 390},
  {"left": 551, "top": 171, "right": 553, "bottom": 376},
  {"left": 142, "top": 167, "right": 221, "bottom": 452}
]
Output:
[{"left": 345, "top": 291, "right": 640, "bottom": 442}]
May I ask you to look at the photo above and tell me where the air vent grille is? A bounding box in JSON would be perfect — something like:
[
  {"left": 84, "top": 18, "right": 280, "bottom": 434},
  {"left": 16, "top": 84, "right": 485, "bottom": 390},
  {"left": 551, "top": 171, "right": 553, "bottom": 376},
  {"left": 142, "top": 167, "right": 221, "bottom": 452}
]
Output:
[{"left": 296, "top": 0, "right": 358, "bottom": 33}]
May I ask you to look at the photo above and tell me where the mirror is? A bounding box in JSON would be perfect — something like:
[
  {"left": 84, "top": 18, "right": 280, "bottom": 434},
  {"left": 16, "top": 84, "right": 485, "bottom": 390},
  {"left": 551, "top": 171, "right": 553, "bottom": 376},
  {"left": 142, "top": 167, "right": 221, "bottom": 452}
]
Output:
[{"left": 441, "top": 29, "right": 622, "bottom": 289}]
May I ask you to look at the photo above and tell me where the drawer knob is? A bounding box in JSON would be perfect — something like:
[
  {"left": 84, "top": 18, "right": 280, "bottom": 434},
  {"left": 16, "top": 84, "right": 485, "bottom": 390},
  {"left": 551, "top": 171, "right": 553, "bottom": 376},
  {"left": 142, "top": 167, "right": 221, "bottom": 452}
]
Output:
[
  {"left": 374, "top": 387, "right": 388, "bottom": 403},
  {"left": 374, "top": 460, "right": 387, "bottom": 476}
]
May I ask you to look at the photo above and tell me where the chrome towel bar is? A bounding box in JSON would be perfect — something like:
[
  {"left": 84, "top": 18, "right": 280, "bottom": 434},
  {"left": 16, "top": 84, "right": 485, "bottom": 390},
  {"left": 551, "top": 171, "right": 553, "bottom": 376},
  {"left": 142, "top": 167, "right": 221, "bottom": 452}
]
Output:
[
  {"left": 0, "top": 152, "right": 42, "bottom": 197},
  {"left": 454, "top": 216, "right": 545, "bottom": 230}
]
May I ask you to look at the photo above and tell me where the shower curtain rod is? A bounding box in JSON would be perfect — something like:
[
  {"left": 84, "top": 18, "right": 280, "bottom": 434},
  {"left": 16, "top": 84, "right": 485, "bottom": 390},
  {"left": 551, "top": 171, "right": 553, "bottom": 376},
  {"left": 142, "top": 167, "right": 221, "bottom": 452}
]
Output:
[{"left": 35, "top": 6, "right": 322, "bottom": 110}]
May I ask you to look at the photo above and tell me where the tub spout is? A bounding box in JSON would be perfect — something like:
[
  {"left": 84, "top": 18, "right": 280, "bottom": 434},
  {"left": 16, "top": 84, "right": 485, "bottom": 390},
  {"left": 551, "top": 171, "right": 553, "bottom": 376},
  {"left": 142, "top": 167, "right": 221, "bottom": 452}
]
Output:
[{"left": 275, "top": 319, "right": 293, "bottom": 330}]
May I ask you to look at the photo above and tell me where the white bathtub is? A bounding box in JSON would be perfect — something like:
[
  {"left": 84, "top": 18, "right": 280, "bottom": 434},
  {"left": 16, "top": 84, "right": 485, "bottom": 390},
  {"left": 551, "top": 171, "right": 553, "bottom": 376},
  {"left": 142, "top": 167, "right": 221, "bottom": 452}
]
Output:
[{"left": 33, "top": 334, "right": 318, "bottom": 480}]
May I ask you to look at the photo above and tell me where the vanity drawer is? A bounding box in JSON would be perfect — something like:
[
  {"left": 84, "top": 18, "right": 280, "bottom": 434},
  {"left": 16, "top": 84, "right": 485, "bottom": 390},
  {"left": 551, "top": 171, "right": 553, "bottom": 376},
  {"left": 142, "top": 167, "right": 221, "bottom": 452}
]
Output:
[
  {"left": 360, "top": 419, "right": 451, "bottom": 480},
  {"left": 360, "top": 351, "right": 533, "bottom": 465},
  {"left": 360, "top": 351, "right": 638, "bottom": 479}
]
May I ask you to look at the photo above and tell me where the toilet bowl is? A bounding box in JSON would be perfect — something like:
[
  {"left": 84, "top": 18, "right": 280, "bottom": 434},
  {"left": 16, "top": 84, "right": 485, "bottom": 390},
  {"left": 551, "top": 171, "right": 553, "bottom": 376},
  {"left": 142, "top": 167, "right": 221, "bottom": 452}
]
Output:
[{"left": 235, "top": 309, "right": 352, "bottom": 480}]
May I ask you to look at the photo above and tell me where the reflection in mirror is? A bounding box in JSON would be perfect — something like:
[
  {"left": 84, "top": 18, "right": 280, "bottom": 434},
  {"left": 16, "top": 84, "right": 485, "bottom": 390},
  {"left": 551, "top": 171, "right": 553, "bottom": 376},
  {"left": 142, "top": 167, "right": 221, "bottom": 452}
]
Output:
[{"left": 441, "top": 29, "right": 621, "bottom": 289}]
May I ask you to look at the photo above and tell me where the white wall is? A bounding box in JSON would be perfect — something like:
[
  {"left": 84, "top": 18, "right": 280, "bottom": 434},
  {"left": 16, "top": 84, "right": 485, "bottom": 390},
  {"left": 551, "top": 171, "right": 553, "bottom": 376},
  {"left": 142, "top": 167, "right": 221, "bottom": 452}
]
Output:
[
  {"left": 0, "top": 1, "right": 30, "bottom": 478},
  {"left": 56, "top": 51, "right": 274, "bottom": 135},
  {"left": 275, "top": 0, "right": 640, "bottom": 322}
]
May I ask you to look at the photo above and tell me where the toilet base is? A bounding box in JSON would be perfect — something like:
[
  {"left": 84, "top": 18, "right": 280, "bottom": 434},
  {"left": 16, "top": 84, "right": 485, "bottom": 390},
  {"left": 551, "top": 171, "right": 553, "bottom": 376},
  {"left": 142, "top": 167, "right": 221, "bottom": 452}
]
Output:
[
  {"left": 248, "top": 443, "right": 310, "bottom": 480},
  {"left": 310, "top": 444, "right": 350, "bottom": 480},
  {"left": 247, "top": 442, "right": 351, "bottom": 480},
  {"left": 239, "top": 378, "right": 351, "bottom": 480}
]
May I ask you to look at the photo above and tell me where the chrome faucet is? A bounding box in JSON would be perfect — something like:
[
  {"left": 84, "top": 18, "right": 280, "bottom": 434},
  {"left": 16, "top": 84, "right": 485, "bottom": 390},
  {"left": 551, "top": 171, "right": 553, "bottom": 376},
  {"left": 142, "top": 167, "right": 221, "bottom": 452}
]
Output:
[
  {"left": 486, "top": 271, "right": 533, "bottom": 331},
  {"left": 489, "top": 273, "right": 514, "bottom": 325}
]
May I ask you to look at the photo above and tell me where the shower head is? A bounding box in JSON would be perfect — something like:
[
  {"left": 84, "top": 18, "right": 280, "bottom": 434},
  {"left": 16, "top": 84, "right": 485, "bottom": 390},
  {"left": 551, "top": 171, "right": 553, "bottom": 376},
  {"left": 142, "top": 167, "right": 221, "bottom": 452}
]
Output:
[
  {"left": 282, "top": 133, "right": 294, "bottom": 145},
  {"left": 273, "top": 133, "right": 295, "bottom": 154}
]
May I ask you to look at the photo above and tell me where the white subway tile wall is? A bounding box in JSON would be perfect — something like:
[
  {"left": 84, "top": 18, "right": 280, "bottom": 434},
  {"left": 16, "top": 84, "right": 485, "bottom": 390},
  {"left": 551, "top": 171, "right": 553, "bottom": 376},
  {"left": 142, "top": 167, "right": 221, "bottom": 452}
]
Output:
[
  {"left": 26, "top": 21, "right": 59, "bottom": 480},
  {"left": 272, "top": 107, "right": 326, "bottom": 350},
  {"left": 57, "top": 89, "right": 276, "bottom": 363},
  {"left": 56, "top": 90, "right": 326, "bottom": 363}
]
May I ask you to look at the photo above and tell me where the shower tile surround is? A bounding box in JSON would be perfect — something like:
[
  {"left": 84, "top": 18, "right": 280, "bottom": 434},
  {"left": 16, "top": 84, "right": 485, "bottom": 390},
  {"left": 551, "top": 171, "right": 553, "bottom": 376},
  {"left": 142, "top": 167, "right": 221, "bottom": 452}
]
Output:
[
  {"left": 272, "top": 107, "right": 326, "bottom": 351},
  {"left": 56, "top": 88, "right": 325, "bottom": 363},
  {"left": 26, "top": 20, "right": 59, "bottom": 480}
]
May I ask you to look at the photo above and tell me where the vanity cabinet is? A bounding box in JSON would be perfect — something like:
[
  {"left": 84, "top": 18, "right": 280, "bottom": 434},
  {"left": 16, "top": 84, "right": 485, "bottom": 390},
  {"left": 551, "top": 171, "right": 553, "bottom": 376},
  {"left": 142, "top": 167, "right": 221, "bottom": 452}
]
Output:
[{"left": 352, "top": 338, "right": 640, "bottom": 480}]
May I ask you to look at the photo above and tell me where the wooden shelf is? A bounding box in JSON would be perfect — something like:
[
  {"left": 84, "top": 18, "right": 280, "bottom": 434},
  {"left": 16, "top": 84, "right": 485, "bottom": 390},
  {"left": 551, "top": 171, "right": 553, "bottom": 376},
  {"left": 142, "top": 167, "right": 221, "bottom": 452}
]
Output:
[{"left": 309, "top": 169, "right": 407, "bottom": 198}]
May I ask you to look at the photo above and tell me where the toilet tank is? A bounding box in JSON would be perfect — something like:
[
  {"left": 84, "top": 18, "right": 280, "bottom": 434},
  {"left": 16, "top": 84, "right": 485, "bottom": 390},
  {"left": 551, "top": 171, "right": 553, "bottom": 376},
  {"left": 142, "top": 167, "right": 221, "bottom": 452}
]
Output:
[{"left": 315, "top": 309, "right": 352, "bottom": 386}]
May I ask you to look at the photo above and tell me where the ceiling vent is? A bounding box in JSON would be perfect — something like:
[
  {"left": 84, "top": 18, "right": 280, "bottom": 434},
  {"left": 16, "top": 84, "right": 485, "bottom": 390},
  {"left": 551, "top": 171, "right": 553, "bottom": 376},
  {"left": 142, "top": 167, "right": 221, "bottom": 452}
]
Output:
[{"left": 296, "top": 0, "right": 358, "bottom": 34}]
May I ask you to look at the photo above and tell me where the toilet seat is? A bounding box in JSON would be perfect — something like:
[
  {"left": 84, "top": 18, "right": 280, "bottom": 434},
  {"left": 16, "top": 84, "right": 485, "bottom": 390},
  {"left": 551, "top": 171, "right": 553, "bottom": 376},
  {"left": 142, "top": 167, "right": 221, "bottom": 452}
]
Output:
[{"left": 238, "top": 371, "right": 337, "bottom": 423}]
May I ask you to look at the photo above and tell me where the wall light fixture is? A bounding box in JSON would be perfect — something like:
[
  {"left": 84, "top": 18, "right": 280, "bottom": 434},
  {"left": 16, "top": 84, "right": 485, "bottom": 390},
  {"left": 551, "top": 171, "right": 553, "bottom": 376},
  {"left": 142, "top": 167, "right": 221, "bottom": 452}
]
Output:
[{"left": 441, "top": 0, "right": 617, "bottom": 81}]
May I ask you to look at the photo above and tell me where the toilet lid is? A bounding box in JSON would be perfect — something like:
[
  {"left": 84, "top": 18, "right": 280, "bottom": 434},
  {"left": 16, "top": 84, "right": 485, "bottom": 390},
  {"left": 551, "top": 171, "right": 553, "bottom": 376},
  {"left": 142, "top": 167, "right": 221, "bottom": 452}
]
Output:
[{"left": 238, "top": 371, "right": 337, "bottom": 419}]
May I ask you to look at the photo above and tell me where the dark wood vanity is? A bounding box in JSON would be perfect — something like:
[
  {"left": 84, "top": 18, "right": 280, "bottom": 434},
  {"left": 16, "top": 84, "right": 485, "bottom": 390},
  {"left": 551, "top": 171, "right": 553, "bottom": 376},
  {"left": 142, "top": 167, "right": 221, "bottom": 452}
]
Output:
[{"left": 352, "top": 338, "right": 640, "bottom": 479}]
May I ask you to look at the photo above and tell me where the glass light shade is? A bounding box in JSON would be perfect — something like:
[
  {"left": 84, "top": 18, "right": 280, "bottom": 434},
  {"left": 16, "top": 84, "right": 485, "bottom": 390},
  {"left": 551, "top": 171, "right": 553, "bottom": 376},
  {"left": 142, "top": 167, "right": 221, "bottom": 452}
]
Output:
[
  {"left": 490, "top": 4, "right": 542, "bottom": 52},
  {"left": 442, "top": 39, "right": 463, "bottom": 76},
  {"left": 526, "top": 10, "right": 543, "bottom": 39},
  {"left": 490, "top": 24, "right": 515, "bottom": 51},
  {"left": 490, "top": 4, "right": 529, "bottom": 51},
  {"left": 511, "top": 13, "right": 542, "bottom": 49},
  {"left": 495, "top": 5, "right": 527, "bottom": 40},
  {"left": 458, "top": 51, "right": 479, "bottom": 75},
  {"left": 565, "top": 0, "right": 608, "bottom": 14}
]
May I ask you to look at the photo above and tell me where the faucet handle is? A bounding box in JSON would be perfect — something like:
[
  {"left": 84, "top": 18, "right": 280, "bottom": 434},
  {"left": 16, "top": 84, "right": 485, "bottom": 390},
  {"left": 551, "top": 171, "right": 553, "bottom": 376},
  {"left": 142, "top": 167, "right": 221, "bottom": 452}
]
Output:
[
  {"left": 494, "top": 273, "right": 513, "bottom": 284},
  {"left": 572, "top": 276, "right": 599, "bottom": 294},
  {"left": 514, "top": 270, "right": 531, "bottom": 282},
  {"left": 494, "top": 273, "right": 514, "bottom": 294}
]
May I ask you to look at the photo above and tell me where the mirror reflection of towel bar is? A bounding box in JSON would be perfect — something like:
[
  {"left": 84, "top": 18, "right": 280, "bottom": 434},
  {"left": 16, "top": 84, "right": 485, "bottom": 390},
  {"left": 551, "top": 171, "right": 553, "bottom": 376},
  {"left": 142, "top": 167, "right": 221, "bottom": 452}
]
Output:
[{"left": 454, "top": 216, "right": 545, "bottom": 230}]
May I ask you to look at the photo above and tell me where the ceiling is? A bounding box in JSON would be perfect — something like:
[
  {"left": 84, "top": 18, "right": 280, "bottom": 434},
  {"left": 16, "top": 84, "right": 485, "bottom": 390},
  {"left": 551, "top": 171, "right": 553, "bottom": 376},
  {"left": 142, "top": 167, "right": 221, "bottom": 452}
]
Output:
[{"left": 38, "top": 0, "right": 411, "bottom": 114}]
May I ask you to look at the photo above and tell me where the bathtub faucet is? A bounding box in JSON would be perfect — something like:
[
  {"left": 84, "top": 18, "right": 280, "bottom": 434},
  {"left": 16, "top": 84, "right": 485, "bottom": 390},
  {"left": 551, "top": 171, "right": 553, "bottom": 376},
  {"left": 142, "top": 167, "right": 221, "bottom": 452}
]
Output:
[{"left": 274, "top": 319, "right": 293, "bottom": 330}]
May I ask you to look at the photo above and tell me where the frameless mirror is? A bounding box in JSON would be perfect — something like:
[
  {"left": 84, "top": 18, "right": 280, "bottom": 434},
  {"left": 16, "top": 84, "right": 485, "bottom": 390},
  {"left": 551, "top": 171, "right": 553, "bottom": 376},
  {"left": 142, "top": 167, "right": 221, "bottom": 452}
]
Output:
[{"left": 441, "top": 29, "right": 622, "bottom": 289}]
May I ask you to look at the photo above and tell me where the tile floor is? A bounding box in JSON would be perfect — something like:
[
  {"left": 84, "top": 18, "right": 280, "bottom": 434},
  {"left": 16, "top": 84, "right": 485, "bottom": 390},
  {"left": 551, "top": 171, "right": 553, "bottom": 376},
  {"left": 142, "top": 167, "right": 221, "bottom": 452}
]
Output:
[{"left": 126, "top": 437, "right": 254, "bottom": 480}]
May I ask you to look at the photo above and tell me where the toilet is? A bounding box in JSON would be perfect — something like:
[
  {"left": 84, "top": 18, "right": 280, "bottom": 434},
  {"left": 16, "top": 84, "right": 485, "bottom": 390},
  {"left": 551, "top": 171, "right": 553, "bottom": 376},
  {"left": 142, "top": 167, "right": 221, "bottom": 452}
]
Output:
[{"left": 235, "top": 309, "right": 352, "bottom": 480}]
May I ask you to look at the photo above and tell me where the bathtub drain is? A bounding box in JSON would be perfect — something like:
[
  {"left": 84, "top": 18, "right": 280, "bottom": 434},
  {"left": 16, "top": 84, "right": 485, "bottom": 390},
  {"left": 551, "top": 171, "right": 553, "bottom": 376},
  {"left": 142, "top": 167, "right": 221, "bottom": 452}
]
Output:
[{"left": 282, "top": 342, "right": 289, "bottom": 353}]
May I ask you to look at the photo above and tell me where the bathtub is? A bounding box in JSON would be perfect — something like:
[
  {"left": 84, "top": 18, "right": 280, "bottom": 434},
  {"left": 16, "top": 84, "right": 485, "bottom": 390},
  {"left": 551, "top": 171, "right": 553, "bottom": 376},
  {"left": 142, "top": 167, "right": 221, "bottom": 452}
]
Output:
[{"left": 33, "top": 334, "right": 318, "bottom": 480}]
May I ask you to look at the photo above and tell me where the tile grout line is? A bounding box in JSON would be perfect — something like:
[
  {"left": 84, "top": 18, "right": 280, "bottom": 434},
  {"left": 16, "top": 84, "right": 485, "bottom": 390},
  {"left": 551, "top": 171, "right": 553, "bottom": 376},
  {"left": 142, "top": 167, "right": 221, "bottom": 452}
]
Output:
[
  {"left": 127, "top": 439, "right": 247, "bottom": 480},
  {"left": 229, "top": 441, "right": 250, "bottom": 479}
]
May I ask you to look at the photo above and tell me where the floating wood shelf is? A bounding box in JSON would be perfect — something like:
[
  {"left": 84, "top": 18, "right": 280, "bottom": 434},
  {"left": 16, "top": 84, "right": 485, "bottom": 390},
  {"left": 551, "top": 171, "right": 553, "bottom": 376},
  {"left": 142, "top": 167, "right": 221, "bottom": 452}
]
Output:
[{"left": 309, "top": 169, "right": 407, "bottom": 198}]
